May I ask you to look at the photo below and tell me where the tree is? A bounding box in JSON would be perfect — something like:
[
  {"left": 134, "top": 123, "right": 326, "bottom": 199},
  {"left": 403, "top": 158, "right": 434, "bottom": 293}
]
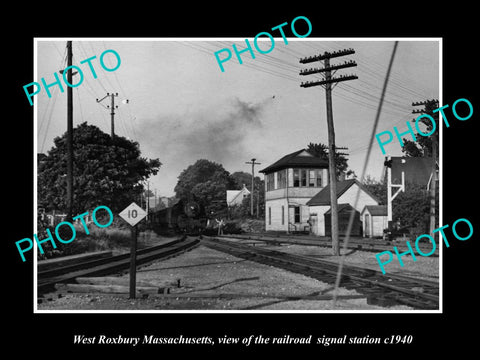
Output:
[
  {"left": 362, "top": 177, "right": 435, "bottom": 237},
  {"left": 230, "top": 171, "right": 252, "bottom": 190},
  {"left": 362, "top": 175, "right": 387, "bottom": 205},
  {"left": 143, "top": 189, "right": 155, "bottom": 198},
  {"left": 174, "top": 159, "right": 236, "bottom": 217},
  {"left": 306, "top": 142, "right": 354, "bottom": 178},
  {"left": 392, "top": 181, "right": 432, "bottom": 236},
  {"left": 402, "top": 137, "right": 430, "bottom": 157},
  {"left": 402, "top": 100, "right": 438, "bottom": 158},
  {"left": 38, "top": 122, "right": 161, "bottom": 214}
]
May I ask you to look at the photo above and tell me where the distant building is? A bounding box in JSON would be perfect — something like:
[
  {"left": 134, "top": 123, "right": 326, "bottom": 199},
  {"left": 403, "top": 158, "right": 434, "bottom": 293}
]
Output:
[
  {"left": 158, "top": 196, "right": 172, "bottom": 208},
  {"left": 226, "top": 184, "right": 251, "bottom": 207},
  {"left": 152, "top": 196, "right": 177, "bottom": 211}
]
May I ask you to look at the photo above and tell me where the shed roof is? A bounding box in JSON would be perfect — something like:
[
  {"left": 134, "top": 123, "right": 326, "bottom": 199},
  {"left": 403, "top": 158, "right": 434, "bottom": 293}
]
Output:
[
  {"left": 324, "top": 203, "right": 355, "bottom": 214},
  {"left": 306, "top": 179, "right": 380, "bottom": 206},
  {"left": 260, "top": 149, "right": 328, "bottom": 174},
  {"left": 362, "top": 205, "right": 387, "bottom": 216}
]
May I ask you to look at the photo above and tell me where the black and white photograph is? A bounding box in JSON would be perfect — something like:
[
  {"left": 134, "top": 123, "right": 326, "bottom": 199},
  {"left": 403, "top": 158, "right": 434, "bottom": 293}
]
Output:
[
  {"left": 7, "top": 6, "right": 478, "bottom": 355},
  {"left": 33, "top": 38, "right": 441, "bottom": 313}
]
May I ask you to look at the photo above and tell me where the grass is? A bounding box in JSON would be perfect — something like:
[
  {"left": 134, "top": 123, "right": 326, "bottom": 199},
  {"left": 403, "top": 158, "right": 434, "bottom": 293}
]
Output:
[
  {"left": 36, "top": 223, "right": 135, "bottom": 259},
  {"left": 74, "top": 224, "right": 132, "bottom": 252}
]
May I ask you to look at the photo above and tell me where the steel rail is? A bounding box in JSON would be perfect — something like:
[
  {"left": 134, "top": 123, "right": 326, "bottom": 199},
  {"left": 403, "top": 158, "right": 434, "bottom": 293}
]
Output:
[
  {"left": 201, "top": 236, "right": 439, "bottom": 310},
  {"left": 217, "top": 233, "right": 439, "bottom": 257},
  {"left": 38, "top": 237, "right": 200, "bottom": 294}
]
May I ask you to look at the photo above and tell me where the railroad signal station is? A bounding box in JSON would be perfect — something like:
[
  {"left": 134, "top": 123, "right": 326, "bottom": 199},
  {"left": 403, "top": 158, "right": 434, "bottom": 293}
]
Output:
[{"left": 260, "top": 149, "right": 383, "bottom": 237}]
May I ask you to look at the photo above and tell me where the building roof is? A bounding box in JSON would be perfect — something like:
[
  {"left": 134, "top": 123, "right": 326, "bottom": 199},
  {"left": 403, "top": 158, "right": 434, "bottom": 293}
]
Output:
[
  {"left": 259, "top": 149, "right": 328, "bottom": 174},
  {"left": 361, "top": 205, "right": 387, "bottom": 216},
  {"left": 306, "top": 179, "right": 380, "bottom": 206},
  {"left": 324, "top": 203, "right": 354, "bottom": 214}
]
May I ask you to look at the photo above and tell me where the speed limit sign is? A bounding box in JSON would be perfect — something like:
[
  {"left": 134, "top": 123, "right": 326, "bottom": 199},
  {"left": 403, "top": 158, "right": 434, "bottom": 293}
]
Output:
[
  {"left": 119, "top": 202, "right": 147, "bottom": 299},
  {"left": 119, "top": 202, "right": 147, "bottom": 226}
]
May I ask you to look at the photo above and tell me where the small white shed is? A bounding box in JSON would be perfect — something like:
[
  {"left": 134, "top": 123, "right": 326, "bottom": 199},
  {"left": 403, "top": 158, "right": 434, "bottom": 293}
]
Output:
[{"left": 361, "top": 205, "right": 388, "bottom": 238}]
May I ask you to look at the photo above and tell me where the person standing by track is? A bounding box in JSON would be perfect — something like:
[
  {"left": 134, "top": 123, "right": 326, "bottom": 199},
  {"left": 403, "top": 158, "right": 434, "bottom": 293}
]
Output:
[{"left": 215, "top": 218, "right": 225, "bottom": 235}]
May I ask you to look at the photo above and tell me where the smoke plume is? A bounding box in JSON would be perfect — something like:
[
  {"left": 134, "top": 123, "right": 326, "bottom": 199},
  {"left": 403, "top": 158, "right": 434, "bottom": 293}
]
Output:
[{"left": 135, "top": 97, "right": 273, "bottom": 194}]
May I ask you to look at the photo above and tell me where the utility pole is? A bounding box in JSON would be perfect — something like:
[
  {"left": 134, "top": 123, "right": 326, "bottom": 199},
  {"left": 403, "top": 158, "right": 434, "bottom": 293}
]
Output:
[
  {"left": 256, "top": 191, "right": 260, "bottom": 219},
  {"left": 154, "top": 188, "right": 157, "bottom": 210},
  {"left": 146, "top": 181, "right": 150, "bottom": 222},
  {"left": 300, "top": 48, "right": 358, "bottom": 255},
  {"left": 66, "top": 41, "right": 74, "bottom": 220},
  {"left": 412, "top": 99, "right": 439, "bottom": 238},
  {"left": 245, "top": 158, "right": 261, "bottom": 217},
  {"left": 96, "top": 92, "right": 123, "bottom": 138}
]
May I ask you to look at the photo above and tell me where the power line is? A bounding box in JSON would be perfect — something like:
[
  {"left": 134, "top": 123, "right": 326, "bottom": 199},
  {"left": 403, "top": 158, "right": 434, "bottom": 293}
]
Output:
[
  {"left": 196, "top": 41, "right": 432, "bottom": 122},
  {"left": 75, "top": 87, "right": 85, "bottom": 124},
  {"left": 39, "top": 42, "right": 68, "bottom": 153},
  {"left": 76, "top": 42, "right": 109, "bottom": 93},
  {"left": 39, "top": 85, "right": 61, "bottom": 153}
]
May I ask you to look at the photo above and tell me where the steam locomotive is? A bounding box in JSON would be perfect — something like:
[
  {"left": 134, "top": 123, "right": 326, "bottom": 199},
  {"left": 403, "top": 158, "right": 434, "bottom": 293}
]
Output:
[{"left": 151, "top": 198, "right": 209, "bottom": 235}]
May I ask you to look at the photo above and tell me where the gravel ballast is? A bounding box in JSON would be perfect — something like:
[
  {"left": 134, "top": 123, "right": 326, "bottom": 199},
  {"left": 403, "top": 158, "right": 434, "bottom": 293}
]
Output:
[{"left": 37, "top": 244, "right": 415, "bottom": 311}]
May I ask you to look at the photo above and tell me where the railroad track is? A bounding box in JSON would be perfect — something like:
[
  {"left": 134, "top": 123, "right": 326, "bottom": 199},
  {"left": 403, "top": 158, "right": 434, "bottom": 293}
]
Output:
[
  {"left": 38, "top": 236, "right": 200, "bottom": 295},
  {"left": 201, "top": 236, "right": 439, "bottom": 310},
  {"left": 219, "top": 233, "right": 439, "bottom": 257}
]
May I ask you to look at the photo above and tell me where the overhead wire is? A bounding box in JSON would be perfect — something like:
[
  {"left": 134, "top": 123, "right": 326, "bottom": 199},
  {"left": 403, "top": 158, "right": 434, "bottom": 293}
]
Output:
[
  {"left": 100, "top": 41, "right": 138, "bottom": 140},
  {"left": 97, "top": 41, "right": 119, "bottom": 92},
  {"left": 39, "top": 39, "right": 436, "bottom": 167},
  {"left": 75, "top": 87, "right": 85, "bottom": 124},
  {"left": 70, "top": 49, "right": 108, "bottom": 130},
  {"left": 210, "top": 40, "right": 431, "bottom": 120},
  {"left": 39, "top": 85, "right": 61, "bottom": 153},
  {"left": 73, "top": 41, "right": 135, "bottom": 139},
  {"left": 76, "top": 42, "right": 109, "bottom": 93},
  {"left": 176, "top": 40, "right": 436, "bottom": 171},
  {"left": 39, "top": 41, "right": 68, "bottom": 153}
]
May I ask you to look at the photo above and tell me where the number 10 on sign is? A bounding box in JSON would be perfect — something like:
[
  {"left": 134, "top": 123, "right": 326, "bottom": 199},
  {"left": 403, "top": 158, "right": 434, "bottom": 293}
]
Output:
[{"left": 119, "top": 202, "right": 147, "bottom": 227}]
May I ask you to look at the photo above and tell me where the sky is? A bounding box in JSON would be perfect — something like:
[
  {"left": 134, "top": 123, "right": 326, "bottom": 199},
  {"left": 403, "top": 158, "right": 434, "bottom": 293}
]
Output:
[{"left": 35, "top": 38, "right": 440, "bottom": 198}]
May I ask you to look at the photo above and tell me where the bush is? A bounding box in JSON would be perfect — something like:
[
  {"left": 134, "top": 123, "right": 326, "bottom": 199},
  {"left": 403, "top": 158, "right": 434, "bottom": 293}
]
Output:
[
  {"left": 75, "top": 225, "right": 131, "bottom": 250},
  {"left": 223, "top": 221, "right": 243, "bottom": 234},
  {"left": 36, "top": 218, "right": 134, "bottom": 260},
  {"left": 229, "top": 203, "right": 249, "bottom": 219},
  {"left": 392, "top": 181, "right": 435, "bottom": 235}
]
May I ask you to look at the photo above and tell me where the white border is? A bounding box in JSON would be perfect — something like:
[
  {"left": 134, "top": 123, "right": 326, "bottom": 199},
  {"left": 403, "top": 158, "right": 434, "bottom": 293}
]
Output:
[{"left": 33, "top": 37, "right": 443, "bottom": 314}]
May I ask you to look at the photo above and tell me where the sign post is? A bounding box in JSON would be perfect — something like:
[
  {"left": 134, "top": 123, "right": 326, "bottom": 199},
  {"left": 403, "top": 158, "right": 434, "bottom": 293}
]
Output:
[
  {"left": 119, "top": 202, "right": 147, "bottom": 299},
  {"left": 129, "top": 226, "right": 137, "bottom": 299}
]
